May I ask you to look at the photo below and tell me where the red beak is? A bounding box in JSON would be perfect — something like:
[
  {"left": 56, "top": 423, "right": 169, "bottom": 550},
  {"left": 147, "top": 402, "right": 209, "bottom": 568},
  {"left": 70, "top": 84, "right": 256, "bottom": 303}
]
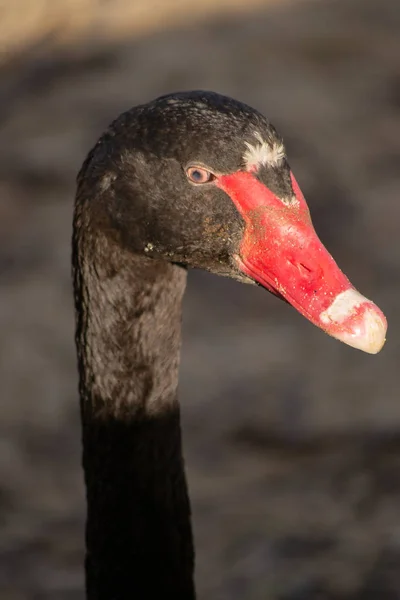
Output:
[{"left": 217, "top": 171, "right": 387, "bottom": 354}]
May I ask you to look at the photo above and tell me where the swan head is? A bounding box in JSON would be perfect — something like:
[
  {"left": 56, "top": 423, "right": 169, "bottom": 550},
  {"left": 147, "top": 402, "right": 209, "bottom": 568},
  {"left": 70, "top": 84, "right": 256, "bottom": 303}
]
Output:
[{"left": 77, "top": 90, "right": 387, "bottom": 354}]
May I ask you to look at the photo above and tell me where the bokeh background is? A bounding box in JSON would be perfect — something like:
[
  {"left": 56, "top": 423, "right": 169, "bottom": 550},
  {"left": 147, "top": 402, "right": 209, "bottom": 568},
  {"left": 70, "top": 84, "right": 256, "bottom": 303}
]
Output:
[{"left": 1, "top": 0, "right": 399, "bottom": 598}]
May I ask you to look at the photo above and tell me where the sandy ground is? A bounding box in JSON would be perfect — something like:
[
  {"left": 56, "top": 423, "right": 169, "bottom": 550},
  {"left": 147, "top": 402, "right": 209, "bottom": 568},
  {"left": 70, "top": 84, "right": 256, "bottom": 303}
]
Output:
[
  {"left": 0, "top": 0, "right": 290, "bottom": 61},
  {"left": 1, "top": 0, "right": 400, "bottom": 597}
]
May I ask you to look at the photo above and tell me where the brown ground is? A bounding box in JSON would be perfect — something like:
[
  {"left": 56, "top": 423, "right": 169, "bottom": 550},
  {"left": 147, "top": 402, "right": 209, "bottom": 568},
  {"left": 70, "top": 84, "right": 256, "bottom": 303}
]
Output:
[{"left": 1, "top": 0, "right": 400, "bottom": 598}]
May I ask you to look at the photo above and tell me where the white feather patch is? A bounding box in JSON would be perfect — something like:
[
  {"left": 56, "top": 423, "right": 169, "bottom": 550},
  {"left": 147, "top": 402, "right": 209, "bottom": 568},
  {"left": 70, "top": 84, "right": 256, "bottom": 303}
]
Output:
[{"left": 243, "top": 132, "right": 285, "bottom": 171}]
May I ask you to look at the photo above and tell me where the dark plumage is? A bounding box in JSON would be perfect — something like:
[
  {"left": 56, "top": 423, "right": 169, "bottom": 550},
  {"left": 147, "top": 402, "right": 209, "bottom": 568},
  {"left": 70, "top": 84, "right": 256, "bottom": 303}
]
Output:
[
  {"left": 73, "top": 91, "right": 289, "bottom": 600},
  {"left": 72, "top": 90, "right": 386, "bottom": 600}
]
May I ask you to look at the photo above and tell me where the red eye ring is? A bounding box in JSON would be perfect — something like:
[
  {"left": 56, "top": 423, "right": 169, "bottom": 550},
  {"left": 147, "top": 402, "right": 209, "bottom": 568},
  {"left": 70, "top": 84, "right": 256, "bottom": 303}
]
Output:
[{"left": 186, "top": 166, "right": 215, "bottom": 184}]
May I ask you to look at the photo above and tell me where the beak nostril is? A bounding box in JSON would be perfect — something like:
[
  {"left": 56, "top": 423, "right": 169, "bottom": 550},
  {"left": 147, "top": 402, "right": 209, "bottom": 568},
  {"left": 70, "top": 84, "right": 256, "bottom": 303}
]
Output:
[
  {"left": 288, "top": 258, "right": 313, "bottom": 277},
  {"left": 299, "top": 262, "right": 312, "bottom": 273}
]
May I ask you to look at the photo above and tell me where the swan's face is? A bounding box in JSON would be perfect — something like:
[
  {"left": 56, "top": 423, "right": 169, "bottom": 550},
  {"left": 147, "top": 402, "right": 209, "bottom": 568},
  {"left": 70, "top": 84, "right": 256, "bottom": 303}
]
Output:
[{"left": 87, "top": 91, "right": 386, "bottom": 354}]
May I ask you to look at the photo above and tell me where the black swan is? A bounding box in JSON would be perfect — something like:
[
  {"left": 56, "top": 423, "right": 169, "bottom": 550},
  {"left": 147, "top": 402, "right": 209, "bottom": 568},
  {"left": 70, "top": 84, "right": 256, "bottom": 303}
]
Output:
[{"left": 72, "top": 91, "right": 387, "bottom": 599}]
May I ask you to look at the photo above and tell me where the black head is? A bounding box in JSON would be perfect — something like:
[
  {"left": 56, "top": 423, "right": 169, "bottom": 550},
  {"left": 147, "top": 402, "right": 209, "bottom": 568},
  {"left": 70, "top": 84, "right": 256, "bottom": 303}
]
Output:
[
  {"left": 75, "top": 90, "right": 387, "bottom": 353},
  {"left": 76, "top": 90, "right": 292, "bottom": 280}
]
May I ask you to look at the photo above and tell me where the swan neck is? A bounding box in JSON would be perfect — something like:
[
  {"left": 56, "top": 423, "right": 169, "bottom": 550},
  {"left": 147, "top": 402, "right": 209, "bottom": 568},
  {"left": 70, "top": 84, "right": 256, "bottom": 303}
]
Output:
[{"left": 73, "top": 223, "right": 195, "bottom": 599}]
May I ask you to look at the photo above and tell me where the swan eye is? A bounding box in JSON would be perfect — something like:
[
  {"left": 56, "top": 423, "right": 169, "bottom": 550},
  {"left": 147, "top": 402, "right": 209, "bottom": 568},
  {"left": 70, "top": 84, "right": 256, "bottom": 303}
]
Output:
[{"left": 186, "top": 166, "right": 215, "bottom": 184}]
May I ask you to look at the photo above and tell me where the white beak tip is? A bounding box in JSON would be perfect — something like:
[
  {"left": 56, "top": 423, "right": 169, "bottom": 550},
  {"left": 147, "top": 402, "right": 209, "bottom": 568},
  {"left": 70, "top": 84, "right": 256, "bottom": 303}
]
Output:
[
  {"left": 320, "top": 289, "right": 387, "bottom": 354},
  {"left": 338, "top": 307, "right": 387, "bottom": 354}
]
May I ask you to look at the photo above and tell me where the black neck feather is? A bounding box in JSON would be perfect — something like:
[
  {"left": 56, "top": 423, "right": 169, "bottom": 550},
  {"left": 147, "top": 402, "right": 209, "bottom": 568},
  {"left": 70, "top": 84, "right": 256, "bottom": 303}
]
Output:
[{"left": 72, "top": 210, "right": 195, "bottom": 599}]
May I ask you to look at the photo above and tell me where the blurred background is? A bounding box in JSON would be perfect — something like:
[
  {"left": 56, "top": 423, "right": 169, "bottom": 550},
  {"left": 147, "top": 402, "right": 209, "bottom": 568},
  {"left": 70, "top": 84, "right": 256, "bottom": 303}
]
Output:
[{"left": 0, "top": 0, "right": 399, "bottom": 598}]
